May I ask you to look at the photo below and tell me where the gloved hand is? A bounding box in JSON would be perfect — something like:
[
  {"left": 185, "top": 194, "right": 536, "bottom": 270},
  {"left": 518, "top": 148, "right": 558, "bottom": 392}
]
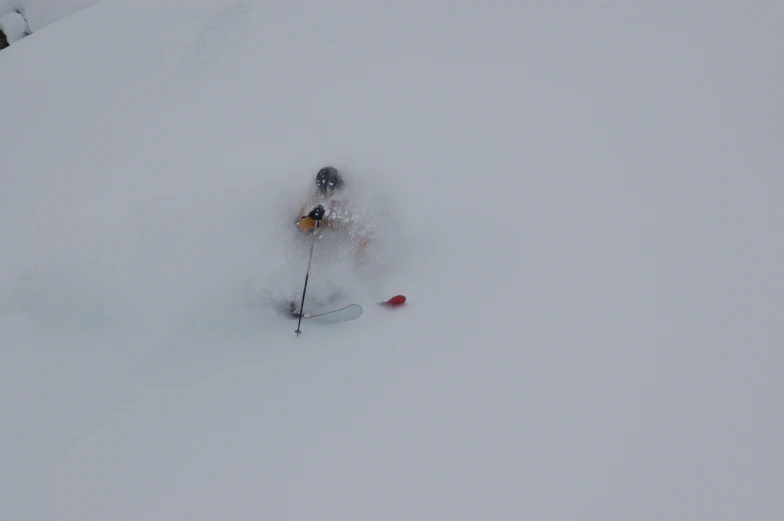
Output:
[{"left": 307, "top": 204, "right": 325, "bottom": 221}]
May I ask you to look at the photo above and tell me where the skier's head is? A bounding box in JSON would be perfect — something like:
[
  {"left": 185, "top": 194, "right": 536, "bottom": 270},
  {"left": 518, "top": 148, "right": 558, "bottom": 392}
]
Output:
[{"left": 315, "top": 166, "right": 344, "bottom": 194}]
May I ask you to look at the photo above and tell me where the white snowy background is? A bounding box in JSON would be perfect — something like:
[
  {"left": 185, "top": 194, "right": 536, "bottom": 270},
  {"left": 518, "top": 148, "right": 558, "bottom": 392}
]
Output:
[
  {"left": 1, "top": 1, "right": 782, "bottom": 520},
  {"left": 1, "top": 0, "right": 100, "bottom": 44}
]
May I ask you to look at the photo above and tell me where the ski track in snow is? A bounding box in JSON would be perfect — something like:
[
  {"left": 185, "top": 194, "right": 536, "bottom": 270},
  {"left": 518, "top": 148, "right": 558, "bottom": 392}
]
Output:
[
  {"left": 1, "top": 1, "right": 783, "bottom": 520},
  {"left": 177, "top": 1, "right": 252, "bottom": 80}
]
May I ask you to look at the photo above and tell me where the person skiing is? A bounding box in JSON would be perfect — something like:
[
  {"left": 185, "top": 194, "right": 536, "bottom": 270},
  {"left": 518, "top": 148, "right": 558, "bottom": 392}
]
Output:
[{"left": 287, "top": 166, "right": 371, "bottom": 318}]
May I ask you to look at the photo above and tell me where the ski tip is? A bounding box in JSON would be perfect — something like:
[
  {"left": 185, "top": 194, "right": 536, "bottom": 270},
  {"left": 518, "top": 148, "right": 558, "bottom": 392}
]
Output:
[{"left": 382, "top": 295, "right": 407, "bottom": 306}]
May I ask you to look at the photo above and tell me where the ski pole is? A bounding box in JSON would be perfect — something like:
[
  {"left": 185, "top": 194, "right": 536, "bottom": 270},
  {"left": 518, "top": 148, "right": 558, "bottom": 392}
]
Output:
[{"left": 295, "top": 219, "right": 320, "bottom": 336}]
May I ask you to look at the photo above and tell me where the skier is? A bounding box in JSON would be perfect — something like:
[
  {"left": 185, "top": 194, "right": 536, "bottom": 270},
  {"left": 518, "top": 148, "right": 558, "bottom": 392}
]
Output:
[{"left": 287, "top": 166, "right": 370, "bottom": 317}]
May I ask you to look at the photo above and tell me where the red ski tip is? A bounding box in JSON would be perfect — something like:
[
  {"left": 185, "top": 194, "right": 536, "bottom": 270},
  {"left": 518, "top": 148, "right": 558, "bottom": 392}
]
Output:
[{"left": 383, "top": 295, "right": 407, "bottom": 306}]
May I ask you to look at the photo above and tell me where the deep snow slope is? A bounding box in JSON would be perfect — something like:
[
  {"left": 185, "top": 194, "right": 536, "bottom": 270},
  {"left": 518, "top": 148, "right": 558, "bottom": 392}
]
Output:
[
  {"left": 23, "top": 0, "right": 101, "bottom": 32},
  {"left": 1, "top": 0, "right": 100, "bottom": 37},
  {"left": 1, "top": 1, "right": 782, "bottom": 520}
]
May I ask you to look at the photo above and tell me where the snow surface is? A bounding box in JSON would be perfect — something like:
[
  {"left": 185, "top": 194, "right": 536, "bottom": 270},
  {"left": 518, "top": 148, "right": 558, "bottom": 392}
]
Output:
[
  {"left": 0, "top": 0, "right": 100, "bottom": 42},
  {"left": 9, "top": 0, "right": 31, "bottom": 12},
  {"left": 22, "top": 0, "right": 100, "bottom": 32},
  {"left": 0, "top": 0, "right": 16, "bottom": 19},
  {"left": 0, "top": 11, "right": 26, "bottom": 43},
  {"left": 1, "top": 1, "right": 783, "bottom": 520}
]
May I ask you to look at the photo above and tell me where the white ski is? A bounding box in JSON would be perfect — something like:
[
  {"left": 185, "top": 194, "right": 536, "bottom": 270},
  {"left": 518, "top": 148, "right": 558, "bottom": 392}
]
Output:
[{"left": 302, "top": 304, "right": 363, "bottom": 324}]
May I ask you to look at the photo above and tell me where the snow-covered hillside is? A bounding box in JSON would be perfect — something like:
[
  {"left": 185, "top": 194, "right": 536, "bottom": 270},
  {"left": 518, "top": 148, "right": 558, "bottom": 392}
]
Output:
[
  {"left": 1, "top": 1, "right": 782, "bottom": 520},
  {"left": 1, "top": 0, "right": 100, "bottom": 47}
]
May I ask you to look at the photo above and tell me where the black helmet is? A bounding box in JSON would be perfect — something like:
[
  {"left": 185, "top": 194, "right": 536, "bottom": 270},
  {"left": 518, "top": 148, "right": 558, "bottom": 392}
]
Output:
[{"left": 315, "top": 166, "right": 344, "bottom": 193}]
